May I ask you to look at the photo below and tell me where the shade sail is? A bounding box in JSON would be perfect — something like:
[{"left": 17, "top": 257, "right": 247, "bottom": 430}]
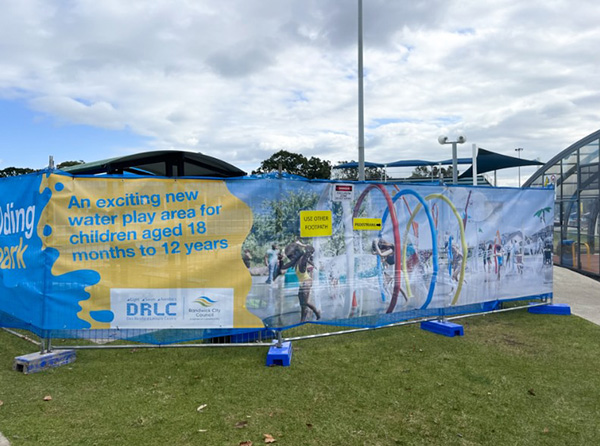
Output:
[
  {"left": 333, "top": 161, "right": 386, "bottom": 169},
  {"left": 63, "top": 150, "right": 247, "bottom": 178},
  {"left": 385, "top": 158, "right": 473, "bottom": 167},
  {"left": 459, "top": 148, "right": 543, "bottom": 178},
  {"left": 334, "top": 158, "right": 473, "bottom": 169},
  {"left": 386, "top": 159, "right": 436, "bottom": 167},
  {"left": 334, "top": 148, "right": 543, "bottom": 178}
]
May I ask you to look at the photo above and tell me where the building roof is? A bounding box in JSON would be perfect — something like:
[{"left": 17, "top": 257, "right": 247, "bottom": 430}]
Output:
[
  {"left": 62, "top": 150, "right": 247, "bottom": 178},
  {"left": 523, "top": 128, "right": 600, "bottom": 187}
]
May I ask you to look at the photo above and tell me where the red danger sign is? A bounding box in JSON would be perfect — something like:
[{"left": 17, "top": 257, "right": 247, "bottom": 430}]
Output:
[{"left": 332, "top": 184, "right": 354, "bottom": 201}]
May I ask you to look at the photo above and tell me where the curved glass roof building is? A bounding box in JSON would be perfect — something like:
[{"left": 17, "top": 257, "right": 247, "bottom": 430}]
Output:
[{"left": 524, "top": 130, "right": 600, "bottom": 278}]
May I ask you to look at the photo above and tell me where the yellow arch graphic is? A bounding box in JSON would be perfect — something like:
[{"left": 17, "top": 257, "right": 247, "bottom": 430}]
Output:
[{"left": 401, "top": 193, "right": 467, "bottom": 306}]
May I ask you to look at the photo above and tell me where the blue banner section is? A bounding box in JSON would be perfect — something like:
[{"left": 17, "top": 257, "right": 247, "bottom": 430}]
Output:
[
  {"left": 0, "top": 171, "right": 554, "bottom": 342},
  {"left": 0, "top": 172, "right": 47, "bottom": 333},
  {"left": 0, "top": 172, "right": 100, "bottom": 335}
]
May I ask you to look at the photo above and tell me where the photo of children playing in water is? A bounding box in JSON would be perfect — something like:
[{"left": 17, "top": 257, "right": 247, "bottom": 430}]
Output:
[{"left": 233, "top": 181, "right": 554, "bottom": 328}]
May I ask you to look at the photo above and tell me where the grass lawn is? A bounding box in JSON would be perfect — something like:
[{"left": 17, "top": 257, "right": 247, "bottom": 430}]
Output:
[{"left": 1, "top": 309, "right": 599, "bottom": 445}]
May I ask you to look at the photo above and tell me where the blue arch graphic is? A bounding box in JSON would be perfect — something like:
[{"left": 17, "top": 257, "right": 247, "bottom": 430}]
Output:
[{"left": 381, "top": 189, "right": 439, "bottom": 310}]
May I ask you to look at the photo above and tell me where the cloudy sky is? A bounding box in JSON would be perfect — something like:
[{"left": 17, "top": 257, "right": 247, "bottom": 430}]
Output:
[{"left": 1, "top": 0, "right": 598, "bottom": 185}]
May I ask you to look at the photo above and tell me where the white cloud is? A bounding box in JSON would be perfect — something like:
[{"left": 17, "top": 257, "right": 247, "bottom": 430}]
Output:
[
  {"left": 29, "top": 96, "right": 124, "bottom": 129},
  {"left": 0, "top": 0, "right": 599, "bottom": 184}
]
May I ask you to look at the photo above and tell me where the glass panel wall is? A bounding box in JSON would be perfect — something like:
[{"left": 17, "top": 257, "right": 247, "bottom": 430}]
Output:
[{"left": 526, "top": 131, "right": 599, "bottom": 278}]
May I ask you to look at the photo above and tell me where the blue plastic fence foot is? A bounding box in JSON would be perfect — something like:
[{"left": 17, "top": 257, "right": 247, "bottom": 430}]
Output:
[
  {"left": 266, "top": 341, "right": 293, "bottom": 367},
  {"left": 420, "top": 320, "right": 464, "bottom": 337},
  {"left": 527, "top": 303, "right": 571, "bottom": 316}
]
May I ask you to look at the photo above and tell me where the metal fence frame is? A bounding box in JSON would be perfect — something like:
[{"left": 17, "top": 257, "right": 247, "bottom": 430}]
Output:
[{"left": 3, "top": 301, "right": 550, "bottom": 354}]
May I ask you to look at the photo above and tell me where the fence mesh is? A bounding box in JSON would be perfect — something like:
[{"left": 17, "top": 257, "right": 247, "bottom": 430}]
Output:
[{"left": 1, "top": 171, "right": 554, "bottom": 347}]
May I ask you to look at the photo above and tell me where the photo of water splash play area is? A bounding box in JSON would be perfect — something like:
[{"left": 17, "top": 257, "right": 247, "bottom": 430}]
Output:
[{"left": 0, "top": 164, "right": 558, "bottom": 369}]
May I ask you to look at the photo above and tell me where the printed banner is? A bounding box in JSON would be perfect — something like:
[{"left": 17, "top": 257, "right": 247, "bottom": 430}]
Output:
[
  {"left": 110, "top": 288, "right": 234, "bottom": 328},
  {"left": 0, "top": 171, "right": 554, "bottom": 334}
]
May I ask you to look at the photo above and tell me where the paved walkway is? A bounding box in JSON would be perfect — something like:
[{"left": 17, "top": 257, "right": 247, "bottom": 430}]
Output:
[
  {"left": 0, "top": 432, "right": 10, "bottom": 446},
  {"left": 552, "top": 266, "right": 600, "bottom": 325}
]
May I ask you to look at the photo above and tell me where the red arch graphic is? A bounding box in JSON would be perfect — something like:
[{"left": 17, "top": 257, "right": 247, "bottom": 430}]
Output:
[{"left": 352, "top": 184, "right": 402, "bottom": 313}]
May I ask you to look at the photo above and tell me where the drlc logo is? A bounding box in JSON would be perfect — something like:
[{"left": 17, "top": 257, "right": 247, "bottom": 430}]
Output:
[{"left": 127, "top": 302, "right": 177, "bottom": 316}]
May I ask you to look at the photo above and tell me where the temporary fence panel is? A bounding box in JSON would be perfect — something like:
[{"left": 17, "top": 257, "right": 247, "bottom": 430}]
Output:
[{"left": 0, "top": 171, "right": 554, "bottom": 344}]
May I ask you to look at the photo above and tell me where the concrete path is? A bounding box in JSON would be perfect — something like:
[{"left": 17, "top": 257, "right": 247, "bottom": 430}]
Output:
[
  {"left": 0, "top": 432, "right": 10, "bottom": 446},
  {"left": 552, "top": 266, "right": 600, "bottom": 325}
]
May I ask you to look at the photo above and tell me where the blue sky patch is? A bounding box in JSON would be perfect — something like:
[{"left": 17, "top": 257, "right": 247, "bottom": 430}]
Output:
[{"left": 0, "top": 99, "right": 152, "bottom": 169}]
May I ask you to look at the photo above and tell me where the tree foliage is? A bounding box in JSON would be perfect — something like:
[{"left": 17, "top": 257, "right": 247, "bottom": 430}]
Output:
[
  {"left": 252, "top": 150, "right": 331, "bottom": 179},
  {"left": 243, "top": 190, "right": 320, "bottom": 260},
  {"left": 0, "top": 167, "right": 36, "bottom": 177},
  {"left": 57, "top": 160, "right": 85, "bottom": 169},
  {"left": 409, "top": 165, "right": 453, "bottom": 179},
  {"left": 332, "top": 160, "right": 387, "bottom": 181},
  {"left": 243, "top": 188, "right": 348, "bottom": 265},
  {"left": 0, "top": 160, "right": 85, "bottom": 178}
]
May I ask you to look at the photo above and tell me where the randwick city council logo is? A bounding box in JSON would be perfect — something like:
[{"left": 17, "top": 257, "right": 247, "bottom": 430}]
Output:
[
  {"left": 193, "top": 296, "right": 217, "bottom": 307},
  {"left": 189, "top": 295, "right": 221, "bottom": 319},
  {"left": 110, "top": 288, "right": 233, "bottom": 328}
]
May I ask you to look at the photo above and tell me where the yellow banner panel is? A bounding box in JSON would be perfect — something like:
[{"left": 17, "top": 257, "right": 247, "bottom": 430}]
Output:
[
  {"left": 300, "top": 210, "right": 332, "bottom": 237},
  {"left": 353, "top": 218, "right": 382, "bottom": 231},
  {"left": 41, "top": 175, "right": 263, "bottom": 329}
]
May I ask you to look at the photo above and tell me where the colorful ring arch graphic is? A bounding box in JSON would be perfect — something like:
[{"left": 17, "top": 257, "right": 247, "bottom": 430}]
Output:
[
  {"left": 403, "top": 193, "right": 468, "bottom": 306},
  {"left": 352, "top": 184, "right": 402, "bottom": 314},
  {"left": 381, "top": 189, "right": 439, "bottom": 310}
]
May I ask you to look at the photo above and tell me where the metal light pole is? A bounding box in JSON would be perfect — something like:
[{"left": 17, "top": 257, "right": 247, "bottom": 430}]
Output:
[
  {"left": 357, "top": 0, "right": 365, "bottom": 181},
  {"left": 472, "top": 143, "right": 478, "bottom": 186},
  {"left": 515, "top": 147, "right": 523, "bottom": 187},
  {"left": 438, "top": 135, "right": 467, "bottom": 184}
]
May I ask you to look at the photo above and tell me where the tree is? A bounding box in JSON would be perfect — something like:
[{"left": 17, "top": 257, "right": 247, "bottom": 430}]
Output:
[
  {"left": 243, "top": 188, "right": 347, "bottom": 261},
  {"left": 0, "top": 167, "right": 36, "bottom": 177},
  {"left": 0, "top": 160, "right": 85, "bottom": 178},
  {"left": 57, "top": 160, "right": 85, "bottom": 169},
  {"left": 332, "top": 160, "right": 387, "bottom": 181},
  {"left": 243, "top": 189, "right": 320, "bottom": 259},
  {"left": 252, "top": 150, "right": 332, "bottom": 179},
  {"left": 409, "top": 165, "right": 453, "bottom": 180}
]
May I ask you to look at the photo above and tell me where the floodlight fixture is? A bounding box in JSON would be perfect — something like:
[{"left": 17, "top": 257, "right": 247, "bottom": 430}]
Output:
[{"left": 438, "top": 135, "right": 467, "bottom": 184}]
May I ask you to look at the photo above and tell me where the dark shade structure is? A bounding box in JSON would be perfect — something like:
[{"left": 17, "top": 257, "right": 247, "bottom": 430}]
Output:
[
  {"left": 387, "top": 158, "right": 473, "bottom": 167},
  {"left": 334, "top": 161, "right": 388, "bottom": 169},
  {"left": 459, "top": 148, "right": 543, "bottom": 179},
  {"left": 334, "top": 158, "right": 473, "bottom": 169},
  {"left": 333, "top": 149, "right": 541, "bottom": 179},
  {"left": 63, "top": 150, "right": 247, "bottom": 178},
  {"left": 525, "top": 129, "right": 600, "bottom": 279}
]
